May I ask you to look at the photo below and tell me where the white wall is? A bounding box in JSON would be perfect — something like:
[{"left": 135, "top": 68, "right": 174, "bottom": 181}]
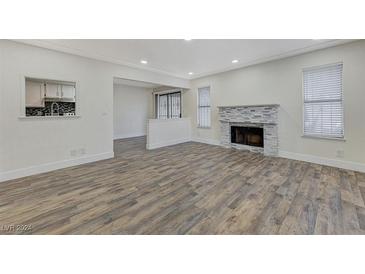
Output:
[
  {"left": 113, "top": 84, "right": 153, "bottom": 139},
  {"left": 0, "top": 43, "right": 4, "bottom": 175},
  {"left": 2, "top": 39, "right": 365, "bottom": 181},
  {"left": 184, "top": 40, "right": 365, "bottom": 171},
  {"left": 0, "top": 40, "right": 189, "bottom": 182},
  {"left": 146, "top": 118, "right": 191, "bottom": 149}
]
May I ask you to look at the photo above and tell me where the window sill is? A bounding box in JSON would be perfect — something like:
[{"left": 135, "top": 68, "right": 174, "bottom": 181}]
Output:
[
  {"left": 302, "top": 135, "right": 346, "bottom": 142},
  {"left": 19, "top": 115, "right": 81, "bottom": 120},
  {"left": 198, "top": 126, "right": 211, "bottom": 129}
]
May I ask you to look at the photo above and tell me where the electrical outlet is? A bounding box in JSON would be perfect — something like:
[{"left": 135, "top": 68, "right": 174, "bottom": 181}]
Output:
[
  {"left": 336, "top": 149, "right": 344, "bottom": 158},
  {"left": 70, "top": 149, "right": 78, "bottom": 157},
  {"left": 78, "top": 148, "right": 86, "bottom": 155}
]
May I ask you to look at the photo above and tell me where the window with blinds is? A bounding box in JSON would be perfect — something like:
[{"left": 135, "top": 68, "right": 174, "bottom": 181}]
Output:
[
  {"left": 155, "top": 91, "right": 181, "bottom": 119},
  {"left": 303, "top": 63, "right": 344, "bottom": 139},
  {"left": 198, "top": 86, "right": 211, "bottom": 128}
]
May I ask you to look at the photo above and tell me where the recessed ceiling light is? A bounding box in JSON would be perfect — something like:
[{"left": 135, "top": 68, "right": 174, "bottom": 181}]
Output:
[
  {"left": 188, "top": 72, "right": 194, "bottom": 75},
  {"left": 232, "top": 59, "right": 239, "bottom": 63},
  {"left": 140, "top": 60, "right": 148, "bottom": 64}
]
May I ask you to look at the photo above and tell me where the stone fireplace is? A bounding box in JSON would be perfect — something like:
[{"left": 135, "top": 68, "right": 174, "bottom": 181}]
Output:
[{"left": 218, "top": 104, "right": 279, "bottom": 156}]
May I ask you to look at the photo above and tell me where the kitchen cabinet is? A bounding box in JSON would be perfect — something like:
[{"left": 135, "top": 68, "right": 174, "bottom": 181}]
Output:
[
  {"left": 45, "top": 83, "right": 62, "bottom": 98},
  {"left": 25, "top": 81, "right": 45, "bottom": 107},
  {"left": 61, "top": 84, "right": 76, "bottom": 101},
  {"left": 45, "top": 83, "right": 75, "bottom": 101}
]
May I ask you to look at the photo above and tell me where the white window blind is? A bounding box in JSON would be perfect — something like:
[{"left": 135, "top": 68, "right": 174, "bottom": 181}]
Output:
[
  {"left": 303, "top": 63, "right": 344, "bottom": 139},
  {"left": 198, "top": 87, "right": 211, "bottom": 128}
]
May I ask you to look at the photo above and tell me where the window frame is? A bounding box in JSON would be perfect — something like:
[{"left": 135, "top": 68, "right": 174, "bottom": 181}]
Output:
[
  {"left": 154, "top": 89, "right": 182, "bottom": 119},
  {"left": 197, "top": 85, "right": 211, "bottom": 129},
  {"left": 301, "top": 62, "right": 345, "bottom": 141},
  {"left": 19, "top": 74, "right": 80, "bottom": 118}
]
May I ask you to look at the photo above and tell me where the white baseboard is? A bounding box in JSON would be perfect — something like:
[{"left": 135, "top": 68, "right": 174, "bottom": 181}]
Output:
[
  {"left": 192, "top": 137, "right": 221, "bottom": 146},
  {"left": 0, "top": 151, "right": 114, "bottom": 183},
  {"left": 191, "top": 137, "right": 365, "bottom": 173},
  {"left": 279, "top": 150, "right": 365, "bottom": 173},
  {"left": 147, "top": 138, "right": 191, "bottom": 150},
  {"left": 113, "top": 133, "right": 146, "bottom": 140}
]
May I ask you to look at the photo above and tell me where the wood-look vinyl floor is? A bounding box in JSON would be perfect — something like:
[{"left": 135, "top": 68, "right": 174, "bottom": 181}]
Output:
[{"left": 1, "top": 136, "right": 365, "bottom": 234}]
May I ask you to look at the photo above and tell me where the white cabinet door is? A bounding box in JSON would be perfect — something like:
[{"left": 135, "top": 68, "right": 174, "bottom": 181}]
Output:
[
  {"left": 25, "top": 81, "right": 45, "bottom": 107},
  {"left": 61, "top": 84, "right": 76, "bottom": 101},
  {"left": 45, "top": 83, "right": 61, "bottom": 98}
]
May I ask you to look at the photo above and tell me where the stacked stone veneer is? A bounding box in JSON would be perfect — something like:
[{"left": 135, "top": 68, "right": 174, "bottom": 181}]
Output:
[{"left": 218, "top": 104, "right": 279, "bottom": 156}]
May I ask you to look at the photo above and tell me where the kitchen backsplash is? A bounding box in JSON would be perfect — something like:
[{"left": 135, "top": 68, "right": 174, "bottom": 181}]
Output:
[{"left": 26, "top": 102, "right": 76, "bottom": 116}]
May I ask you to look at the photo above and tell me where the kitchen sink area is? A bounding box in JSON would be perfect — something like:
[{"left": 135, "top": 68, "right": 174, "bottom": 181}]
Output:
[{"left": 26, "top": 101, "right": 76, "bottom": 117}]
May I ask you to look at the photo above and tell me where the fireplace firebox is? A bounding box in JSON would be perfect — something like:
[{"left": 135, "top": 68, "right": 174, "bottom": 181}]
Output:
[{"left": 231, "top": 126, "right": 264, "bottom": 148}]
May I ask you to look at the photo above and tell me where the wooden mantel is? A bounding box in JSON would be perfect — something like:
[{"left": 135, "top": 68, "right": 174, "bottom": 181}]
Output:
[{"left": 217, "top": 104, "right": 280, "bottom": 108}]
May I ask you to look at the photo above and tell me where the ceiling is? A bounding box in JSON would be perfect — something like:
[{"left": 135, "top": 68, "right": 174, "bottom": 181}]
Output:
[{"left": 17, "top": 39, "right": 354, "bottom": 79}]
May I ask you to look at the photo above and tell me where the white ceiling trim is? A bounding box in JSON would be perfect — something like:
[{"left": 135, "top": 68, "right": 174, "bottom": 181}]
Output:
[
  {"left": 113, "top": 77, "right": 162, "bottom": 88},
  {"left": 12, "top": 39, "right": 355, "bottom": 80}
]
